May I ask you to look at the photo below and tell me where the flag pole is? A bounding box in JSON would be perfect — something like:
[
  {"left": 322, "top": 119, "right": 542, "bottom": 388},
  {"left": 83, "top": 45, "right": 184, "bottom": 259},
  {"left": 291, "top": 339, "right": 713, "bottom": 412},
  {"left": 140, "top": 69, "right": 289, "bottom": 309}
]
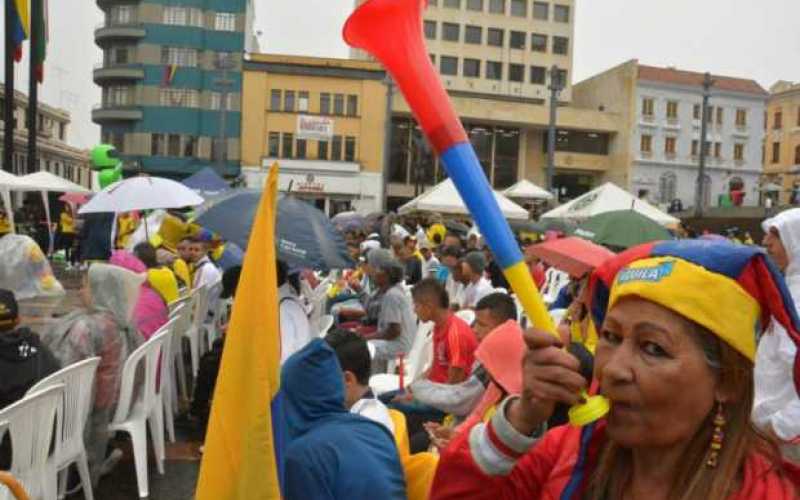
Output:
[
  {"left": 3, "top": 0, "right": 16, "bottom": 174},
  {"left": 26, "top": 0, "right": 40, "bottom": 174}
]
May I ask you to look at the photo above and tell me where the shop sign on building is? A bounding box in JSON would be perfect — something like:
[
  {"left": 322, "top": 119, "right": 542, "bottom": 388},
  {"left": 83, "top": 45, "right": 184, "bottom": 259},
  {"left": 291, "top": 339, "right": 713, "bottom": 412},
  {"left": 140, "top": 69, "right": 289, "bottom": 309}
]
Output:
[{"left": 297, "top": 115, "right": 334, "bottom": 140}]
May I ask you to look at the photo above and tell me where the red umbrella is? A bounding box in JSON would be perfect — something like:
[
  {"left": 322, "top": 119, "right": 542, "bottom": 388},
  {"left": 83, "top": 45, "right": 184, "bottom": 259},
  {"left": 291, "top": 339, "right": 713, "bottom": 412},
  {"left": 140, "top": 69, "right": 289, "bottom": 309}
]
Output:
[
  {"left": 529, "top": 236, "right": 616, "bottom": 278},
  {"left": 58, "top": 192, "right": 89, "bottom": 205}
]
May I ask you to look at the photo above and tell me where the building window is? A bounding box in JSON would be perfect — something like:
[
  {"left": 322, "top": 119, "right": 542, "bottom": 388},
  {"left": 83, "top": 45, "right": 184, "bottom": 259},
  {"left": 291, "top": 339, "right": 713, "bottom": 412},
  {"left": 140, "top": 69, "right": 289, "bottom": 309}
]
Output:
[
  {"left": 58, "top": 122, "right": 65, "bottom": 141},
  {"left": 658, "top": 172, "right": 677, "bottom": 203},
  {"left": 345, "top": 137, "right": 356, "bottom": 162},
  {"left": 214, "top": 12, "right": 236, "bottom": 31},
  {"left": 489, "top": 0, "right": 505, "bottom": 13},
  {"left": 486, "top": 61, "right": 503, "bottom": 80},
  {"left": 282, "top": 133, "right": 294, "bottom": 158},
  {"left": 442, "top": 23, "right": 460, "bottom": 41},
  {"left": 693, "top": 104, "right": 701, "bottom": 120},
  {"left": 554, "top": 69, "right": 568, "bottom": 88},
  {"left": 167, "top": 134, "right": 181, "bottom": 156},
  {"left": 151, "top": 134, "right": 165, "bottom": 156},
  {"left": 268, "top": 132, "right": 280, "bottom": 157},
  {"left": 797, "top": 107, "right": 800, "bottom": 127},
  {"left": 509, "top": 31, "right": 525, "bottom": 49},
  {"left": 183, "top": 136, "right": 195, "bottom": 157},
  {"left": 772, "top": 142, "right": 781, "bottom": 163},
  {"left": 444, "top": 0, "right": 460, "bottom": 8},
  {"left": 467, "top": 0, "right": 483, "bottom": 11},
  {"left": 640, "top": 134, "right": 652, "bottom": 153},
  {"left": 284, "top": 90, "right": 295, "bottom": 112},
  {"left": 298, "top": 91, "right": 309, "bottom": 112},
  {"left": 774, "top": 110, "right": 783, "bottom": 129},
  {"left": 509, "top": 64, "right": 524, "bottom": 83},
  {"left": 664, "top": 137, "right": 676, "bottom": 155},
  {"left": 270, "top": 90, "right": 282, "bottom": 111},
  {"left": 424, "top": 20, "right": 437, "bottom": 39},
  {"left": 333, "top": 94, "right": 345, "bottom": 115},
  {"left": 734, "top": 143, "right": 744, "bottom": 161},
  {"left": 714, "top": 142, "right": 722, "bottom": 158},
  {"left": 510, "top": 0, "right": 526, "bottom": 16},
  {"left": 440, "top": 56, "right": 458, "bottom": 76},
  {"left": 296, "top": 139, "right": 307, "bottom": 159},
  {"left": 463, "top": 58, "right": 481, "bottom": 78},
  {"left": 487, "top": 28, "right": 504, "bottom": 47},
  {"left": 318, "top": 140, "right": 329, "bottom": 160},
  {"left": 666, "top": 101, "right": 678, "bottom": 120},
  {"left": 347, "top": 95, "right": 358, "bottom": 116},
  {"left": 533, "top": 2, "right": 549, "bottom": 19},
  {"left": 465, "top": 25, "right": 482, "bottom": 44},
  {"left": 161, "top": 47, "right": 197, "bottom": 66},
  {"left": 716, "top": 107, "right": 723, "bottom": 125},
  {"left": 554, "top": 4, "right": 570, "bottom": 22},
  {"left": 530, "top": 65, "right": 546, "bottom": 84},
  {"left": 430, "top": 54, "right": 436, "bottom": 64},
  {"left": 320, "top": 93, "right": 331, "bottom": 115},
  {"left": 105, "top": 85, "right": 130, "bottom": 106},
  {"left": 110, "top": 5, "right": 133, "bottom": 24},
  {"left": 160, "top": 88, "right": 199, "bottom": 108},
  {"left": 735, "top": 108, "right": 747, "bottom": 127},
  {"left": 331, "top": 135, "right": 343, "bottom": 161},
  {"left": 552, "top": 36, "right": 569, "bottom": 55},
  {"left": 531, "top": 34, "right": 547, "bottom": 52},
  {"left": 795, "top": 145, "right": 800, "bottom": 165},
  {"left": 188, "top": 8, "right": 204, "bottom": 27},
  {"left": 163, "top": 6, "right": 187, "bottom": 25},
  {"left": 641, "top": 98, "right": 654, "bottom": 117}
]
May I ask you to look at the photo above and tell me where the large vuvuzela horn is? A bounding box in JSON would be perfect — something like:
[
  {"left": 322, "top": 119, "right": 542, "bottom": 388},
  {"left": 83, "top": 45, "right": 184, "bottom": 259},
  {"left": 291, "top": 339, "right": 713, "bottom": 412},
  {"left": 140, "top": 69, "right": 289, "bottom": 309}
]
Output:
[{"left": 344, "top": 0, "right": 609, "bottom": 426}]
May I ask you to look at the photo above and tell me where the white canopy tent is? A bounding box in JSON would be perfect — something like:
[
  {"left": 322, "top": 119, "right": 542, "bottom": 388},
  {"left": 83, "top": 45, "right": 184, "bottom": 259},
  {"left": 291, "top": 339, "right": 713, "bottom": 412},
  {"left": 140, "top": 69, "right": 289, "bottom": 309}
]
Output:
[
  {"left": 502, "top": 179, "right": 554, "bottom": 201},
  {"left": 18, "top": 171, "right": 91, "bottom": 194},
  {"left": 398, "top": 178, "right": 529, "bottom": 220},
  {"left": 0, "top": 170, "right": 36, "bottom": 233},
  {"left": 541, "top": 182, "right": 679, "bottom": 226}
]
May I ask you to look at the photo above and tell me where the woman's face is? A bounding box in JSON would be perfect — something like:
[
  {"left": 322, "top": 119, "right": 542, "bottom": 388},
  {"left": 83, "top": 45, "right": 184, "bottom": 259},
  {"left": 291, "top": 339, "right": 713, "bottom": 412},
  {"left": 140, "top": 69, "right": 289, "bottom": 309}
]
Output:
[{"left": 595, "top": 297, "right": 718, "bottom": 449}]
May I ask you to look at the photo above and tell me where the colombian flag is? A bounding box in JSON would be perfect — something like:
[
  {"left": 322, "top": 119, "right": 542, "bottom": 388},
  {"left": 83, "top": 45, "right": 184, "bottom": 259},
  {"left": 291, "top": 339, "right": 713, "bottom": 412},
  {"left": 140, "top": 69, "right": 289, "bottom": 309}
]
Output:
[
  {"left": 196, "top": 162, "right": 285, "bottom": 499},
  {"left": 10, "top": 0, "right": 30, "bottom": 62}
]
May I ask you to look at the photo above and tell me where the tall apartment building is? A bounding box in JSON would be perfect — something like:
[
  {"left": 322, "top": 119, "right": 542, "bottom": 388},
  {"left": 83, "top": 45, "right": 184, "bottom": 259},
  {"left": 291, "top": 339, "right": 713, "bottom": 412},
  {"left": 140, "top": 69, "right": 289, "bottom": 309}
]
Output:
[
  {"left": 762, "top": 81, "right": 800, "bottom": 204},
  {"left": 1, "top": 88, "right": 91, "bottom": 188},
  {"left": 573, "top": 60, "right": 767, "bottom": 209},
  {"left": 92, "top": 0, "right": 256, "bottom": 178},
  {"left": 353, "top": 0, "right": 623, "bottom": 208}
]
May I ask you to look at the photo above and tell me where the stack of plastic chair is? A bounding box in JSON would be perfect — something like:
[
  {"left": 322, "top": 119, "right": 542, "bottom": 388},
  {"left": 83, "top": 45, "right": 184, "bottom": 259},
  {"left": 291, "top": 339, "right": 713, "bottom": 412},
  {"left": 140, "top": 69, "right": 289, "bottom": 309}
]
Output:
[
  {"left": 0, "top": 384, "right": 64, "bottom": 500},
  {"left": 185, "top": 284, "right": 212, "bottom": 378},
  {"left": 201, "top": 280, "right": 224, "bottom": 350},
  {"left": 369, "top": 322, "right": 434, "bottom": 396},
  {"left": 155, "top": 317, "right": 180, "bottom": 443},
  {"left": 318, "top": 314, "right": 334, "bottom": 338},
  {"left": 168, "top": 298, "right": 192, "bottom": 402},
  {"left": 26, "top": 358, "right": 100, "bottom": 500},
  {"left": 108, "top": 328, "right": 171, "bottom": 499}
]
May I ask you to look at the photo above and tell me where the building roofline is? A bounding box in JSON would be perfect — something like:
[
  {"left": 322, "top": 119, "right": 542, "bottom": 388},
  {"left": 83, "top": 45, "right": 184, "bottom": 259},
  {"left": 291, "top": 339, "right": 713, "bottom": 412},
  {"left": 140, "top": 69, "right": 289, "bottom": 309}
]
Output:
[
  {"left": 0, "top": 83, "right": 72, "bottom": 121},
  {"left": 636, "top": 64, "right": 768, "bottom": 97},
  {"left": 245, "top": 52, "right": 384, "bottom": 72}
]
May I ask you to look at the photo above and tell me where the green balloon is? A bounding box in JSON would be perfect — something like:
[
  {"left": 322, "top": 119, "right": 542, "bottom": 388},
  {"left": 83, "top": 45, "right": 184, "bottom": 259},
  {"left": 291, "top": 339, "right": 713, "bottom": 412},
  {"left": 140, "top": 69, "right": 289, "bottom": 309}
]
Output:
[
  {"left": 99, "top": 166, "right": 122, "bottom": 189},
  {"left": 90, "top": 144, "right": 121, "bottom": 171}
]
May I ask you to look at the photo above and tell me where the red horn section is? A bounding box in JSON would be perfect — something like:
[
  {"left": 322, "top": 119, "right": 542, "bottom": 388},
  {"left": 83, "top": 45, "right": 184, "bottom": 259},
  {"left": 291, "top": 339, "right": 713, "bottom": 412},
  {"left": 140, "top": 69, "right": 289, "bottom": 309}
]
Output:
[{"left": 343, "top": 0, "right": 468, "bottom": 154}]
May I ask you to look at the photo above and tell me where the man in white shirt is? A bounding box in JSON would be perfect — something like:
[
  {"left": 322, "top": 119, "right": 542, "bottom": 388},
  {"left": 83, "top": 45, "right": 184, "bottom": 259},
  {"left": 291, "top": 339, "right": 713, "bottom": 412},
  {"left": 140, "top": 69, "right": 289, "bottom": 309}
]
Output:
[
  {"left": 326, "top": 329, "right": 394, "bottom": 433},
  {"left": 420, "top": 241, "right": 441, "bottom": 278},
  {"left": 278, "top": 260, "right": 314, "bottom": 364},
  {"left": 461, "top": 251, "right": 494, "bottom": 309},
  {"left": 190, "top": 238, "right": 222, "bottom": 290}
]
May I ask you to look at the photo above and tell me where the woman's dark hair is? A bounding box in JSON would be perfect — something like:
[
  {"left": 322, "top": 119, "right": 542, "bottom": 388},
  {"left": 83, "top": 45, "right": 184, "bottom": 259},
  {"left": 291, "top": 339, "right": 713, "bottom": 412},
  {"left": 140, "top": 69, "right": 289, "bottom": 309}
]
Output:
[
  {"left": 133, "top": 242, "right": 159, "bottom": 269},
  {"left": 277, "top": 259, "right": 301, "bottom": 295}
]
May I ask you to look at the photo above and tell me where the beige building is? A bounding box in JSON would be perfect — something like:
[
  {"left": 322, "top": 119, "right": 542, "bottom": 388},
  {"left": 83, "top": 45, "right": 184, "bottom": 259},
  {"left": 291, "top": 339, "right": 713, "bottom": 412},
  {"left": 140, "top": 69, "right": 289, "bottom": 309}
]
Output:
[
  {"left": 240, "top": 54, "right": 390, "bottom": 214},
  {"left": 762, "top": 81, "right": 800, "bottom": 204},
  {"left": 1, "top": 88, "right": 92, "bottom": 187}
]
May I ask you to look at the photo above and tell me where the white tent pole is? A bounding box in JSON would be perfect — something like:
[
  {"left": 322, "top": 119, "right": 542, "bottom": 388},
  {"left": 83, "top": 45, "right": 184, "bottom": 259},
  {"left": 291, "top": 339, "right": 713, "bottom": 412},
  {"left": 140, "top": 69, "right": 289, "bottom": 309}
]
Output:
[{"left": 40, "top": 190, "right": 54, "bottom": 255}]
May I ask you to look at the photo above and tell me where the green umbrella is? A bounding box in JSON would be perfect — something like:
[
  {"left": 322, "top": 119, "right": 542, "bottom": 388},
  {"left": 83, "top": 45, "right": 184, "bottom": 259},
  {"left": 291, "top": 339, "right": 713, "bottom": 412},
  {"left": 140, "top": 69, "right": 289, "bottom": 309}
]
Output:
[{"left": 575, "top": 210, "right": 672, "bottom": 249}]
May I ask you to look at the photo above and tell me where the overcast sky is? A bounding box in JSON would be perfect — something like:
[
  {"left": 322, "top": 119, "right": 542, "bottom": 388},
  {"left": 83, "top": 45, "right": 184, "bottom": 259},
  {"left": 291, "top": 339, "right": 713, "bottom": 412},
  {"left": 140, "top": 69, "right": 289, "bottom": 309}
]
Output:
[{"left": 2, "top": 0, "right": 799, "bottom": 150}]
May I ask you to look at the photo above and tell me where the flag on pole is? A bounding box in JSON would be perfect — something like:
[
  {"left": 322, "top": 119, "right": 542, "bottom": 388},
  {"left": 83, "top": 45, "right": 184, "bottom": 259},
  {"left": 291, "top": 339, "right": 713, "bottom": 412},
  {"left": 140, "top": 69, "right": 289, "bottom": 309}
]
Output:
[
  {"left": 10, "top": 0, "right": 30, "bottom": 62},
  {"left": 195, "top": 162, "right": 285, "bottom": 500},
  {"left": 31, "top": 0, "right": 48, "bottom": 82},
  {"left": 161, "top": 64, "right": 177, "bottom": 87}
]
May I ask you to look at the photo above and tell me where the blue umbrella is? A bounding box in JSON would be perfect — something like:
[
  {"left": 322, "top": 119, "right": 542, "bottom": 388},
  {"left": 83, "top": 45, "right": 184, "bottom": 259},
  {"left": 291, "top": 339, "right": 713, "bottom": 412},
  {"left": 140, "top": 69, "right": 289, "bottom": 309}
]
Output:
[
  {"left": 194, "top": 189, "right": 354, "bottom": 271},
  {"left": 182, "top": 166, "right": 230, "bottom": 197}
]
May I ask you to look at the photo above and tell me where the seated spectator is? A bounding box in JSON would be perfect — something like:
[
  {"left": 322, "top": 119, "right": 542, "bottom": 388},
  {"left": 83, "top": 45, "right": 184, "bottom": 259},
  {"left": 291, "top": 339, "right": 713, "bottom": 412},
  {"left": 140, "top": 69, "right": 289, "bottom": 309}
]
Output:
[
  {"left": 0, "top": 289, "right": 61, "bottom": 468},
  {"left": 420, "top": 241, "right": 441, "bottom": 278},
  {"left": 393, "top": 237, "right": 423, "bottom": 285},
  {"left": 366, "top": 250, "right": 418, "bottom": 364},
  {"left": 279, "top": 260, "right": 313, "bottom": 364},
  {"left": 436, "top": 246, "right": 463, "bottom": 308},
  {"left": 523, "top": 240, "right": 547, "bottom": 289},
  {"left": 461, "top": 252, "right": 494, "bottom": 309},
  {"left": 483, "top": 247, "right": 509, "bottom": 291},
  {"left": 43, "top": 264, "right": 144, "bottom": 484},
  {"left": 172, "top": 237, "right": 194, "bottom": 289},
  {"left": 326, "top": 328, "right": 394, "bottom": 433},
  {"left": 280, "top": 339, "right": 406, "bottom": 499}
]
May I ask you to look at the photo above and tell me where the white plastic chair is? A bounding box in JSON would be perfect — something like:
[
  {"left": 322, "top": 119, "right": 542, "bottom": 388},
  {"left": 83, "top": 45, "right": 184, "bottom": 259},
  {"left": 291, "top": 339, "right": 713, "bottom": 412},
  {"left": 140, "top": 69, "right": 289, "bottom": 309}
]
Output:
[
  {"left": 455, "top": 309, "right": 475, "bottom": 326},
  {"left": 156, "top": 317, "right": 181, "bottom": 443},
  {"left": 204, "top": 296, "right": 231, "bottom": 351},
  {"left": 0, "top": 384, "right": 64, "bottom": 500},
  {"left": 108, "top": 328, "right": 171, "bottom": 499},
  {"left": 202, "top": 280, "right": 224, "bottom": 350},
  {"left": 26, "top": 358, "right": 100, "bottom": 500},
  {"left": 185, "top": 284, "right": 212, "bottom": 377},
  {"left": 369, "top": 321, "right": 434, "bottom": 396},
  {"left": 168, "top": 298, "right": 192, "bottom": 402},
  {"left": 318, "top": 314, "right": 334, "bottom": 338}
]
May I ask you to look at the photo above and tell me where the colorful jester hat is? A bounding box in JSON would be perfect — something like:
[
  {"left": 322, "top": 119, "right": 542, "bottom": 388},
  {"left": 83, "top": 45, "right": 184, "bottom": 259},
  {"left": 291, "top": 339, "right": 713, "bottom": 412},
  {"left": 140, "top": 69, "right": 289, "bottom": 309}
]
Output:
[{"left": 589, "top": 239, "right": 800, "bottom": 394}]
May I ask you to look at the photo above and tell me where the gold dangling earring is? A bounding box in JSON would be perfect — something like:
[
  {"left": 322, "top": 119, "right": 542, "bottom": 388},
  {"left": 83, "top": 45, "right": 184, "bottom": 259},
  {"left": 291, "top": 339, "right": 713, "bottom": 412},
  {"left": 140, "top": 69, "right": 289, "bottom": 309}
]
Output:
[{"left": 706, "top": 401, "right": 726, "bottom": 468}]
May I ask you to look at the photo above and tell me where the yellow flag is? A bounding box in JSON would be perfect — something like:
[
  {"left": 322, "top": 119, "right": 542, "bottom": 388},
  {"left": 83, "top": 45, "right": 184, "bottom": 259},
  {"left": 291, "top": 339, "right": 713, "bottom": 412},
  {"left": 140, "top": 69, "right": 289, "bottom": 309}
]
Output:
[{"left": 196, "top": 162, "right": 282, "bottom": 499}]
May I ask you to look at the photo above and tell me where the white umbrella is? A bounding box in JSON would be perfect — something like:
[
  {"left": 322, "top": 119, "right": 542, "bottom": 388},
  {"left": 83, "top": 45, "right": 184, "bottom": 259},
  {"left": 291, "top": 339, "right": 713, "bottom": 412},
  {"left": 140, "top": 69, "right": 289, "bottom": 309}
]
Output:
[{"left": 79, "top": 176, "right": 204, "bottom": 214}]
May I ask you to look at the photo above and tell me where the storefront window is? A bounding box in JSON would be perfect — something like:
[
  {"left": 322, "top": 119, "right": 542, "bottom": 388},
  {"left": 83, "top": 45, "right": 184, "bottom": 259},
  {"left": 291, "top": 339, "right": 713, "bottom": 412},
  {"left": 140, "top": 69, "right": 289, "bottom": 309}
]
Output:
[
  {"left": 467, "top": 124, "right": 492, "bottom": 181},
  {"left": 390, "top": 118, "right": 411, "bottom": 183},
  {"left": 494, "top": 128, "right": 519, "bottom": 189},
  {"left": 546, "top": 130, "right": 610, "bottom": 155}
]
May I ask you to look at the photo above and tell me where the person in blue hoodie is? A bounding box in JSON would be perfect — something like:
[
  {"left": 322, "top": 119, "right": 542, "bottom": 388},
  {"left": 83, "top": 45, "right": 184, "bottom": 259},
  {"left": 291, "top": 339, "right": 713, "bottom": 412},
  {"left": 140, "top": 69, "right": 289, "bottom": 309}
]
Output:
[{"left": 279, "top": 338, "right": 407, "bottom": 499}]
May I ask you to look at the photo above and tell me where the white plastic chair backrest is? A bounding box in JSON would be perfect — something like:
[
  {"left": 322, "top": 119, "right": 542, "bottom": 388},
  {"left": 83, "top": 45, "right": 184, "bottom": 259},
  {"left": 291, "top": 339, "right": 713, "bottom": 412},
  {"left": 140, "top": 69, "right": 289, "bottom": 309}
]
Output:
[
  {"left": 493, "top": 287, "right": 508, "bottom": 295},
  {"left": 0, "top": 384, "right": 64, "bottom": 497},
  {"left": 550, "top": 308, "right": 568, "bottom": 326},
  {"left": 111, "top": 325, "right": 173, "bottom": 425},
  {"left": 26, "top": 357, "right": 100, "bottom": 463},
  {"left": 407, "top": 321, "right": 434, "bottom": 382},
  {"left": 191, "top": 283, "right": 213, "bottom": 330},
  {"left": 542, "top": 267, "right": 558, "bottom": 295},
  {"left": 318, "top": 315, "right": 334, "bottom": 337},
  {"left": 170, "top": 299, "right": 193, "bottom": 337},
  {"left": 455, "top": 309, "right": 475, "bottom": 326},
  {"left": 168, "top": 296, "right": 190, "bottom": 317}
]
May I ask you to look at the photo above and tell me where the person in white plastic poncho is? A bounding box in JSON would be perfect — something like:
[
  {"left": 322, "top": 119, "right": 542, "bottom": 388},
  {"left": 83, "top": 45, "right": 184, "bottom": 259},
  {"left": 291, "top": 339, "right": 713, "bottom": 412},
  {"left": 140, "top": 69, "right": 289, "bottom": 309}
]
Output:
[
  {"left": 43, "top": 264, "right": 144, "bottom": 486},
  {"left": 755, "top": 208, "right": 800, "bottom": 460}
]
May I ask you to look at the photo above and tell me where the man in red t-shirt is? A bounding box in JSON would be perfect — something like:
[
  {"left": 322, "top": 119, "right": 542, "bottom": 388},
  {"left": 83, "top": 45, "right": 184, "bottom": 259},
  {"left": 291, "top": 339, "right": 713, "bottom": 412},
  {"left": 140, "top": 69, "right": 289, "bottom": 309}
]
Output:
[{"left": 412, "top": 278, "right": 478, "bottom": 384}]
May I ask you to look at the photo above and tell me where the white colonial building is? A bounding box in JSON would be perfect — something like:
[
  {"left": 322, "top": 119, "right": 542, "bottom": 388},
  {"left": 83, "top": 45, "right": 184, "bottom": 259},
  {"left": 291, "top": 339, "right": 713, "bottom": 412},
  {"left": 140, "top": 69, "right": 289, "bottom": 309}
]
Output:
[{"left": 630, "top": 66, "right": 767, "bottom": 208}]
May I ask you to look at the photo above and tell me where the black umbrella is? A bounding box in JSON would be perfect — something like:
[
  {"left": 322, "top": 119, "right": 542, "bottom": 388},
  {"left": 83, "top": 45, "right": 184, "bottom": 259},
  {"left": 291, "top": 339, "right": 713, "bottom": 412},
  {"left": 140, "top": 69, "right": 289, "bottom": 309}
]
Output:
[{"left": 194, "top": 189, "right": 354, "bottom": 271}]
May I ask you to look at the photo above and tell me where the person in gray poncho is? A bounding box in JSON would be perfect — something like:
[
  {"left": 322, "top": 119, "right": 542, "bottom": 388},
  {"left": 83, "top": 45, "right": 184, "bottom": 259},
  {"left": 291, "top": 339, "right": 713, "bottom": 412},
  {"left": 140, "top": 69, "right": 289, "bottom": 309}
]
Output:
[{"left": 43, "top": 264, "right": 144, "bottom": 486}]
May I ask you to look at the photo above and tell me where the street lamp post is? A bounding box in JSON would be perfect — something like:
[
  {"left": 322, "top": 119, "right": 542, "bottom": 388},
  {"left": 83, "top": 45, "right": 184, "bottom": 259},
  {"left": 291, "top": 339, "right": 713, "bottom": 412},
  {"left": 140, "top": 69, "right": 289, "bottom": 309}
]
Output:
[
  {"left": 694, "top": 72, "right": 715, "bottom": 218},
  {"left": 546, "top": 65, "right": 563, "bottom": 197}
]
